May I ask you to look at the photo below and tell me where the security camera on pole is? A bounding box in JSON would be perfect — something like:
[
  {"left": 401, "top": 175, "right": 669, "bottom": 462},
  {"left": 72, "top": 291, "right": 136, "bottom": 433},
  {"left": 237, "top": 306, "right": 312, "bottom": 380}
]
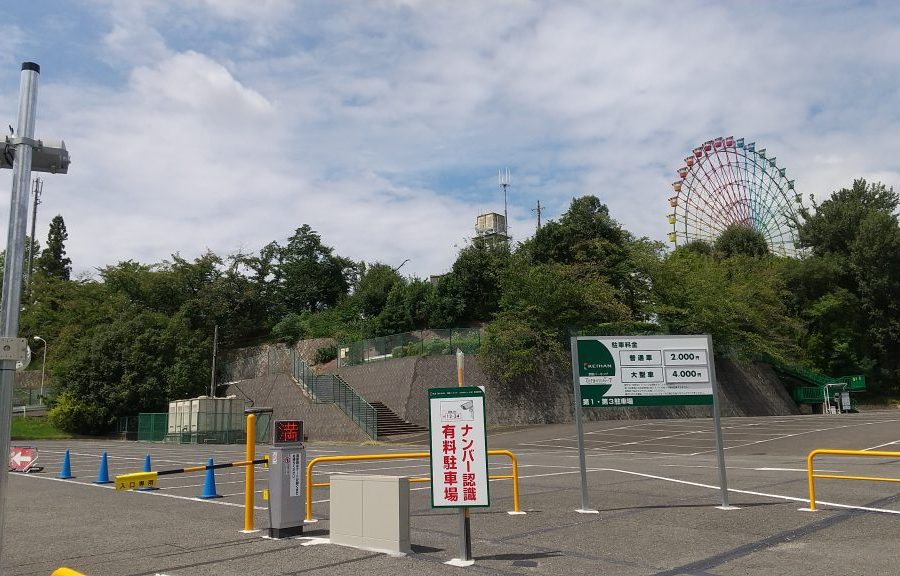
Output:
[{"left": 0, "top": 62, "right": 71, "bottom": 564}]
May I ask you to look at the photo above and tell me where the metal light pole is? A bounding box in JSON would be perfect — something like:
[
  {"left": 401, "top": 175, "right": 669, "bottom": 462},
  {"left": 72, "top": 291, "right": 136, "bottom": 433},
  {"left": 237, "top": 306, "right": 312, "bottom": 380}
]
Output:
[
  {"left": 0, "top": 62, "right": 70, "bottom": 566},
  {"left": 33, "top": 336, "right": 46, "bottom": 404}
]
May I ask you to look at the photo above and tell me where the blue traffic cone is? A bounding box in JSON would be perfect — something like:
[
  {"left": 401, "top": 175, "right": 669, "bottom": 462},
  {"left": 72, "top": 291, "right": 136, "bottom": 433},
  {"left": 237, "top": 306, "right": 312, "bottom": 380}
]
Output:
[
  {"left": 94, "top": 451, "right": 112, "bottom": 484},
  {"left": 138, "top": 454, "right": 157, "bottom": 491},
  {"left": 200, "top": 458, "right": 221, "bottom": 499},
  {"left": 58, "top": 449, "right": 74, "bottom": 479}
]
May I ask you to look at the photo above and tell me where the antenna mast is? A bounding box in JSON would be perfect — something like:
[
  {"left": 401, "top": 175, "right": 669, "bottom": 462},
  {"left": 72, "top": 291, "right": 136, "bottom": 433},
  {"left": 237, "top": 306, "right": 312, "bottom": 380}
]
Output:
[
  {"left": 532, "top": 199, "right": 543, "bottom": 231},
  {"left": 498, "top": 168, "right": 510, "bottom": 239}
]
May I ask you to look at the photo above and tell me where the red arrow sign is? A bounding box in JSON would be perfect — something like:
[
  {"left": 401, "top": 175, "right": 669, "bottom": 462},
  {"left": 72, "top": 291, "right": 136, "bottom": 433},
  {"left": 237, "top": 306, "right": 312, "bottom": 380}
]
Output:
[{"left": 9, "top": 446, "right": 37, "bottom": 472}]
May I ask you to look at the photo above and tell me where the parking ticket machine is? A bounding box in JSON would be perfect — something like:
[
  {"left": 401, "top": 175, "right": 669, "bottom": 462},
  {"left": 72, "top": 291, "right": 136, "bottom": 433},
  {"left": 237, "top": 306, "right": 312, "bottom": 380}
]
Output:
[{"left": 268, "top": 419, "right": 306, "bottom": 538}]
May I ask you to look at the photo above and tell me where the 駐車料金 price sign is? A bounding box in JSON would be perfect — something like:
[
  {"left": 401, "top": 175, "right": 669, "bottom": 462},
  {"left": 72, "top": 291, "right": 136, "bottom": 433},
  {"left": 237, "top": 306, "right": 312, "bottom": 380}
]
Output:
[
  {"left": 428, "top": 387, "right": 490, "bottom": 508},
  {"left": 576, "top": 335, "right": 714, "bottom": 407}
]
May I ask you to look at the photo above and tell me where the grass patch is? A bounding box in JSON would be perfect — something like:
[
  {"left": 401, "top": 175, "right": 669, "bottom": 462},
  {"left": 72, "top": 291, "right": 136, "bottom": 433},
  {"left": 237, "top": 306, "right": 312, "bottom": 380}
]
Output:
[{"left": 11, "top": 416, "right": 71, "bottom": 440}]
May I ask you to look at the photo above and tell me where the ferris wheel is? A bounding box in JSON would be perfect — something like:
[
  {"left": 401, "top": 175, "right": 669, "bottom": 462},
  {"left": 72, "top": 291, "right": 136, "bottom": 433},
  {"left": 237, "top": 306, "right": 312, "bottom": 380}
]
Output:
[{"left": 666, "top": 136, "right": 804, "bottom": 256}]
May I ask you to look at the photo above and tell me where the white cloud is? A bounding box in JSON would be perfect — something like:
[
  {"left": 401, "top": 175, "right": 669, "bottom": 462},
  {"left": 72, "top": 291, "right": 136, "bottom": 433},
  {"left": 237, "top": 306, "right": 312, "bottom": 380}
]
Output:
[{"left": 1, "top": 0, "right": 898, "bottom": 281}]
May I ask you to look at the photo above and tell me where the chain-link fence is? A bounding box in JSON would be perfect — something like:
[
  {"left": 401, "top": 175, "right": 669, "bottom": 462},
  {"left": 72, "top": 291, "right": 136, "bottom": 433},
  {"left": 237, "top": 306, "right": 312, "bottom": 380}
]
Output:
[
  {"left": 338, "top": 328, "right": 482, "bottom": 367},
  {"left": 114, "top": 410, "right": 271, "bottom": 445}
]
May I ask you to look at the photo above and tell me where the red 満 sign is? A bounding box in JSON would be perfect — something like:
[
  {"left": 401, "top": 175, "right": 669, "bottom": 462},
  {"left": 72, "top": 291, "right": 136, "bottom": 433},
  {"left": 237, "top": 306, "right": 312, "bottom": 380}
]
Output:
[{"left": 8, "top": 446, "right": 38, "bottom": 472}]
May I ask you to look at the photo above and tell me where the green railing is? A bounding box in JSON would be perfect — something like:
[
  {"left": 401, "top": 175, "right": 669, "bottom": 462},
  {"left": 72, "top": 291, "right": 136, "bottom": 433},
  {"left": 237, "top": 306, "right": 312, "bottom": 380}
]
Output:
[
  {"left": 764, "top": 355, "right": 866, "bottom": 405},
  {"left": 116, "top": 411, "right": 271, "bottom": 444},
  {"left": 218, "top": 344, "right": 378, "bottom": 440},
  {"left": 338, "top": 328, "right": 482, "bottom": 367},
  {"left": 288, "top": 349, "right": 377, "bottom": 440}
]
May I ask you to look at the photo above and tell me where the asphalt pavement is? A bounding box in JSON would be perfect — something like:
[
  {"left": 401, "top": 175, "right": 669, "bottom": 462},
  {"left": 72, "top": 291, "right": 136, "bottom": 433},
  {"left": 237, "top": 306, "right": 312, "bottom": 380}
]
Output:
[{"left": 3, "top": 410, "right": 900, "bottom": 575}]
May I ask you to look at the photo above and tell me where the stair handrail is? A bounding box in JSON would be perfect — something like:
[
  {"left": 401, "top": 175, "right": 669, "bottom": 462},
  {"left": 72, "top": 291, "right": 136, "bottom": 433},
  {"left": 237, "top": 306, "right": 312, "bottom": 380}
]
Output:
[
  {"left": 328, "top": 374, "right": 378, "bottom": 440},
  {"left": 762, "top": 353, "right": 865, "bottom": 391},
  {"left": 287, "top": 349, "right": 378, "bottom": 440}
]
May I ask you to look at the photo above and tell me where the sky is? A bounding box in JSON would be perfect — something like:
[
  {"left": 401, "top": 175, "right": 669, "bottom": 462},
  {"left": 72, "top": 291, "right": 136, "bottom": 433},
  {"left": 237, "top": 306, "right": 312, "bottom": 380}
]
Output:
[{"left": 1, "top": 1, "right": 898, "bottom": 279}]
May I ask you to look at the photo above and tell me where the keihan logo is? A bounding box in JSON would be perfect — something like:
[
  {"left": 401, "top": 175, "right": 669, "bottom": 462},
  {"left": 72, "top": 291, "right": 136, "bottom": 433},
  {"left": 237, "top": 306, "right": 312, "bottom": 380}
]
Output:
[
  {"left": 583, "top": 362, "right": 612, "bottom": 370},
  {"left": 578, "top": 340, "right": 616, "bottom": 378}
]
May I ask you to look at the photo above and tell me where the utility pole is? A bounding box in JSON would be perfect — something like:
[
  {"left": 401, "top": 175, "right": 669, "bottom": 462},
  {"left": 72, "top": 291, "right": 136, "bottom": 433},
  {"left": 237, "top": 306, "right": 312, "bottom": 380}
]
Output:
[
  {"left": 0, "top": 62, "right": 70, "bottom": 564},
  {"left": 25, "top": 177, "right": 42, "bottom": 291},
  {"left": 209, "top": 324, "right": 219, "bottom": 398},
  {"left": 532, "top": 199, "right": 543, "bottom": 232}
]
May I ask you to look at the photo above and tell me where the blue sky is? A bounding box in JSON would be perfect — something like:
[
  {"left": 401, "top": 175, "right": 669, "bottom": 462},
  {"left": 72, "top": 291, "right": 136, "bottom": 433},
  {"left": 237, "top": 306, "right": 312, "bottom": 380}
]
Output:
[{"left": 2, "top": 1, "right": 899, "bottom": 278}]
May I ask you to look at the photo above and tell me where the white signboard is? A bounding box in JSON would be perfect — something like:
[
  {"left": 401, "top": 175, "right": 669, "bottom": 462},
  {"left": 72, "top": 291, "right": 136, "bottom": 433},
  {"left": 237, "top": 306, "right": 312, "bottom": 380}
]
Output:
[
  {"left": 576, "top": 335, "right": 714, "bottom": 407},
  {"left": 288, "top": 452, "right": 302, "bottom": 497},
  {"left": 429, "top": 387, "right": 490, "bottom": 508}
]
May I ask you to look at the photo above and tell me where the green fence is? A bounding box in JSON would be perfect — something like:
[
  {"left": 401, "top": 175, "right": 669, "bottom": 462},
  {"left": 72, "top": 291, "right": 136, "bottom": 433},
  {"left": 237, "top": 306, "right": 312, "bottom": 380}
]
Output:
[
  {"left": 117, "top": 411, "right": 271, "bottom": 444},
  {"left": 138, "top": 413, "right": 168, "bottom": 441},
  {"left": 338, "top": 328, "right": 482, "bottom": 367},
  {"left": 217, "top": 344, "right": 379, "bottom": 440},
  {"left": 288, "top": 349, "right": 378, "bottom": 440}
]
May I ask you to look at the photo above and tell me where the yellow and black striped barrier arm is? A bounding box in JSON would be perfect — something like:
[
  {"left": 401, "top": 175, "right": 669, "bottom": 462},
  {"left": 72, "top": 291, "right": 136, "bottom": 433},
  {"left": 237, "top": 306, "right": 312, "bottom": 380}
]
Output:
[{"left": 115, "top": 458, "right": 268, "bottom": 491}]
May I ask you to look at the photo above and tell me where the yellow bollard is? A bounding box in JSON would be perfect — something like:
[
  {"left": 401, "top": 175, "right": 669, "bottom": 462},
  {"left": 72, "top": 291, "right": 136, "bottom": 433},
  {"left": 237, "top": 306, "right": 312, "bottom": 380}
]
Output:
[
  {"left": 52, "top": 569, "right": 87, "bottom": 576},
  {"left": 244, "top": 413, "right": 256, "bottom": 532},
  {"left": 807, "top": 450, "right": 818, "bottom": 511}
]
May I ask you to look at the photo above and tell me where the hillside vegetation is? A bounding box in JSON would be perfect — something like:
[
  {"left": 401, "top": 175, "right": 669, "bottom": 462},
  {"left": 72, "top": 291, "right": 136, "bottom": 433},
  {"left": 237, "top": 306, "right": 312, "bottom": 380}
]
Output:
[{"left": 15, "top": 179, "right": 899, "bottom": 434}]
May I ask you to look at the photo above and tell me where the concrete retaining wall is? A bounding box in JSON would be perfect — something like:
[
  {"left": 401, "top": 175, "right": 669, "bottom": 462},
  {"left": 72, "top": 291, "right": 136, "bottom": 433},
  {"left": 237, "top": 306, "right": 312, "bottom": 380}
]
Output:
[
  {"left": 224, "top": 373, "right": 370, "bottom": 443},
  {"left": 333, "top": 354, "right": 800, "bottom": 429}
]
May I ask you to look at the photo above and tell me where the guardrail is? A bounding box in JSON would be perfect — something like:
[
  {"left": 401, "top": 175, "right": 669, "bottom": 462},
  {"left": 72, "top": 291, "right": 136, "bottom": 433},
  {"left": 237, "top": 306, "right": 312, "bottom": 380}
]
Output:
[
  {"left": 305, "top": 449, "right": 522, "bottom": 521},
  {"left": 805, "top": 448, "right": 900, "bottom": 511}
]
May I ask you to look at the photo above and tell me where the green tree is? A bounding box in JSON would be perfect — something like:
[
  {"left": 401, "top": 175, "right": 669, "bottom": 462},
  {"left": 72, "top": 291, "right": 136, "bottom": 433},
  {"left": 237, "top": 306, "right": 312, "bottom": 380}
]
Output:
[
  {"left": 714, "top": 224, "right": 769, "bottom": 258},
  {"left": 790, "top": 179, "right": 900, "bottom": 392},
  {"left": 270, "top": 225, "right": 356, "bottom": 314},
  {"left": 355, "top": 263, "right": 403, "bottom": 318},
  {"left": 652, "top": 250, "right": 801, "bottom": 360},
  {"left": 481, "top": 257, "right": 629, "bottom": 384},
  {"left": 36, "top": 215, "right": 71, "bottom": 280}
]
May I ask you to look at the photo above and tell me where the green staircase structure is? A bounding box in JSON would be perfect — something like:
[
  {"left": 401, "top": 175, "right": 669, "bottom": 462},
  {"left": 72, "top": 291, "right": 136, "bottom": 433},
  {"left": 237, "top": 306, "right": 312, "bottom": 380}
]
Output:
[{"left": 767, "top": 357, "right": 865, "bottom": 410}]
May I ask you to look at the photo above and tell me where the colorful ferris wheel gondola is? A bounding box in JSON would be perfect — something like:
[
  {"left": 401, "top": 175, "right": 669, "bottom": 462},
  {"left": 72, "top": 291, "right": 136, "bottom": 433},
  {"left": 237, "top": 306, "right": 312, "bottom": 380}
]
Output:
[{"left": 666, "top": 136, "right": 803, "bottom": 256}]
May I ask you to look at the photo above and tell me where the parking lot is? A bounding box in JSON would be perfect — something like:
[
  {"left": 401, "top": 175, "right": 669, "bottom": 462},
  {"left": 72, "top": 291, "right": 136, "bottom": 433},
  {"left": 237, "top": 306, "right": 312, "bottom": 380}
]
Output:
[{"left": 4, "top": 410, "right": 900, "bottom": 575}]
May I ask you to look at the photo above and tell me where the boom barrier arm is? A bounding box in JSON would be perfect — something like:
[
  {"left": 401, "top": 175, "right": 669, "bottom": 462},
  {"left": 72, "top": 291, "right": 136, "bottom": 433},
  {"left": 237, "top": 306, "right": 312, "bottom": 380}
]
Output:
[
  {"left": 806, "top": 448, "right": 900, "bottom": 511},
  {"left": 305, "top": 449, "right": 521, "bottom": 521},
  {"left": 115, "top": 458, "right": 268, "bottom": 490}
]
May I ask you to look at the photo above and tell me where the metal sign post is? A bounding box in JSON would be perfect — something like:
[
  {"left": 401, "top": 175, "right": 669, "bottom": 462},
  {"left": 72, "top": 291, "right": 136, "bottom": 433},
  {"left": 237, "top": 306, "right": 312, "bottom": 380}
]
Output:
[
  {"left": 706, "top": 335, "right": 733, "bottom": 509},
  {"left": 570, "top": 334, "right": 735, "bottom": 512},
  {"left": 570, "top": 337, "right": 598, "bottom": 514},
  {"left": 456, "top": 350, "right": 472, "bottom": 564}
]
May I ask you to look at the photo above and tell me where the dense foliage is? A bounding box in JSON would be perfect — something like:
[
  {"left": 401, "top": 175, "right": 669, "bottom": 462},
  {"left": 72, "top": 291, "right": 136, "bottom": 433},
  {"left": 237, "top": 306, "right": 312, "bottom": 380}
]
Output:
[{"left": 16, "top": 178, "right": 899, "bottom": 433}]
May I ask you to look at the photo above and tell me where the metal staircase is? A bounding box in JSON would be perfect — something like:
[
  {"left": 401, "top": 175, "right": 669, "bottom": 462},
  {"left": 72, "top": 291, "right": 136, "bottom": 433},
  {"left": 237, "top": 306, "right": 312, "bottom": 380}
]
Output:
[{"left": 766, "top": 356, "right": 865, "bottom": 410}]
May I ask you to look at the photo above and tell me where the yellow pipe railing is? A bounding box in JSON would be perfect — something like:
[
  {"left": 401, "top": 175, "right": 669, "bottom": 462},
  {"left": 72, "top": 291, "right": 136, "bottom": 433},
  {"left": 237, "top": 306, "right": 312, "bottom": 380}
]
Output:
[
  {"left": 305, "top": 449, "right": 522, "bottom": 521},
  {"left": 806, "top": 448, "right": 900, "bottom": 511},
  {"left": 244, "top": 413, "right": 256, "bottom": 532}
]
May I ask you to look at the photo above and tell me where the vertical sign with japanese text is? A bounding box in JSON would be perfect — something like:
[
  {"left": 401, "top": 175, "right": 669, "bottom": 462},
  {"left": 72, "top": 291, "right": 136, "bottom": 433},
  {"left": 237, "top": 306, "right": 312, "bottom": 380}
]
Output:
[{"left": 429, "top": 387, "right": 490, "bottom": 508}]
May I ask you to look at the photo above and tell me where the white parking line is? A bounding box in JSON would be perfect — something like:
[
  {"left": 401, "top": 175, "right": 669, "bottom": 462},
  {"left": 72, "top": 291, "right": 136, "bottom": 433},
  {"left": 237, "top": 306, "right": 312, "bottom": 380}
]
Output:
[{"left": 862, "top": 440, "right": 900, "bottom": 451}]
